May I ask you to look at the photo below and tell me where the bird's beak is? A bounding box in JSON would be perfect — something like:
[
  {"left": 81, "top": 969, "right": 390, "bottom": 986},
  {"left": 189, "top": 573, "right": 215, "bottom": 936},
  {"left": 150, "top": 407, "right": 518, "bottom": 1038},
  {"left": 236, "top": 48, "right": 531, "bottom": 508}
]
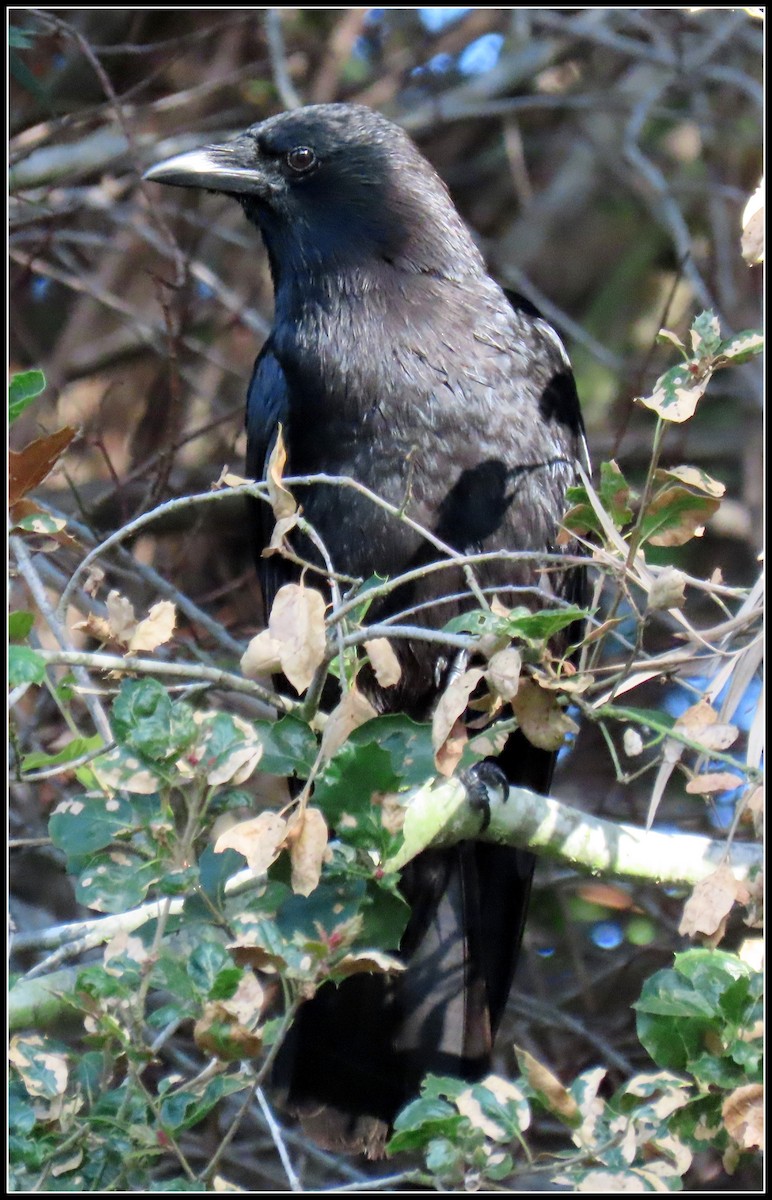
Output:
[{"left": 143, "top": 137, "right": 264, "bottom": 197}]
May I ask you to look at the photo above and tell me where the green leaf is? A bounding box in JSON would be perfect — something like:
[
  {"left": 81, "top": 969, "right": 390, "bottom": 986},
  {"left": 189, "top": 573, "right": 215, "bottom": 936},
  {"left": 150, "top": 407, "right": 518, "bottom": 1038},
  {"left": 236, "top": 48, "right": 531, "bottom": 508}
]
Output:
[
  {"left": 690, "top": 310, "right": 723, "bottom": 357},
  {"left": 358, "top": 878, "right": 411, "bottom": 951},
  {"left": 673, "top": 947, "right": 752, "bottom": 989},
  {"left": 209, "top": 967, "right": 243, "bottom": 1001},
  {"left": 313, "top": 739, "right": 399, "bottom": 835},
  {"left": 425, "top": 1136, "right": 465, "bottom": 1179},
  {"left": 599, "top": 459, "right": 635, "bottom": 526},
  {"left": 150, "top": 952, "right": 198, "bottom": 1014},
  {"left": 346, "top": 714, "right": 436, "bottom": 789},
  {"left": 10, "top": 1035, "right": 67, "bottom": 1100},
  {"left": 76, "top": 857, "right": 163, "bottom": 913},
  {"left": 610, "top": 706, "right": 675, "bottom": 732},
  {"left": 252, "top": 714, "right": 318, "bottom": 776},
  {"left": 197, "top": 844, "right": 246, "bottom": 907},
  {"left": 9, "top": 610, "right": 35, "bottom": 640},
  {"left": 343, "top": 572, "right": 389, "bottom": 624},
  {"left": 560, "top": 493, "right": 603, "bottom": 539},
  {"left": 8, "top": 645, "right": 46, "bottom": 685},
  {"left": 276, "top": 878, "right": 367, "bottom": 942},
  {"left": 159, "top": 1075, "right": 246, "bottom": 1134},
  {"left": 443, "top": 608, "right": 509, "bottom": 639},
  {"left": 389, "top": 1095, "right": 462, "bottom": 1153},
  {"left": 187, "top": 941, "right": 232, "bottom": 993},
  {"left": 9, "top": 369, "right": 45, "bottom": 422},
  {"left": 92, "top": 745, "right": 165, "bottom": 794},
  {"left": 9, "top": 1082, "right": 37, "bottom": 1136},
  {"left": 635, "top": 968, "right": 718, "bottom": 1019},
  {"left": 111, "top": 678, "right": 197, "bottom": 763},
  {"left": 22, "top": 734, "right": 103, "bottom": 773},
  {"left": 421, "top": 1075, "right": 469, "bottom": 1102},
  {"left": 504, "top": 605, "right": 588, "bottom": 642}
]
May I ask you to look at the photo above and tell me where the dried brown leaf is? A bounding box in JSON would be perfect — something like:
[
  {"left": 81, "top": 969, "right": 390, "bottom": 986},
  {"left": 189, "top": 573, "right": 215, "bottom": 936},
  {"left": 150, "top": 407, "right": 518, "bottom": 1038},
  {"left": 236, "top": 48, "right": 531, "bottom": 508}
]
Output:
[
  {"left": 511, "top": 678, "right": 578, "bottom": 752},
  {"left": 432, "top": 667, "right": 484, "bottom": 753},
  {"left": 288, "top": 806, "right": 328, "bottom": 896},
  {"left": 685, "top": 772, "right": 744, "bottom": 795},
  {"left": 364, "top": 638, "right": 402, "bottom": 688},
  {"left": 9, "top": 425, "right": 77, "bottom": 506},
  {"left": 128, "top": 600, "right": 176, "bottom": 653},
  {"left": 321, "top": 686, "right": 378, "bottom": 760},
  {"left": 435, "top": 717, "right": 468, "bottom": 777},
  {"left": 741, "top": 180, "right": 764, "bottom": 266},
  {"left": 679, "top": 865, "right": 741, "bottom": 941},
  {"left": 647, "top": 567, "right": 686, "bottom": 611},
  {"left": 214, "top": 812, "right": 287, "bottom": 873},
  {"left": 514, "top": 1046, "right": 579, "bottom": 1125},
  {"left": 577, "top": 882, "right": 637, "bottom": 912},
  {"left": 263, "top": 512, "right": 299, "bottom": 556},
  {"left": 240, "top": 629, "right": 284, "bottom": 679},
  {"left": 334, "top": 950, "right": 405, "bottom": 978},
  {"left": 268, "top": 583, "right": 327, "bottom": 693},
  {"left": 106, "top": 590, "right": 137, "bottom": 644},
  {"left": 722, "top": 1084, "right": 763, "bottom": 1149},
  {"left": 672, "top": 700, "right": 738, "bottom": 751},
  {"left": 675, "top": 699, "right": 718, "bottom": 731},
  {"left": 266, "top": 425, "right": 296, "bottom": 519},
  {"left": 217, "top": 970, "right": 266, "bottom": 1027},
  {"left": 485, "top": 647, "right": 522, "bottom": 702},
  {"left": 194, "top": 1002, "right": 263, "bottom": 1060}
]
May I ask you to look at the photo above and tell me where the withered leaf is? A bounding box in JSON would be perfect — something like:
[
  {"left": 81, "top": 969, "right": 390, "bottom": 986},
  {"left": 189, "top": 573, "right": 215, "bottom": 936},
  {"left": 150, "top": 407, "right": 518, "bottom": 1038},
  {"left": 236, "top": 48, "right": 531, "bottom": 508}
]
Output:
[
  {"left": 128, "top": 600, "right": 176, "bottom": 653},
  {"left": 9, "top": 425, "right": 77, "bottom": 506},
  {"left": 685, "top": 772, "right": 744, "bottom": 795},
  {"left": 678, "top": 865, "right": 741, "bottom": 941},
  {"left": 363, "top": 637, "right": 402, "bottom": 688},
  {"left": 485, "top": 647, "right": 522, "bottom": 702},
  {"left": 320, "top": 686, "right": 378, "bottom": 760},
  {"left": 511, "top": 678, "right": 578, "bottom": 751},
  {"left": 266, "top": 425, "right": 296, "bottom": 519},
  {"left": 288, "top": 806, "right": 328, "bottom": 896},
  {"left": 722, "top": 1084, "right": 763, "bottom": 1150},
  {"left": 514, "top": 1046, "right": 579, "bottom": 1125},
  {"left": 432, "top": 667, "right": 484, "bottom": 754},
  {"left": 267, "top": 583, "right": 327, "bottom": 694},
  {"left": 240, "top": 629, "right": 284, "bottom": 679},
  {"left": 214, "top": 812, "right": 287, "bottom": 873}
]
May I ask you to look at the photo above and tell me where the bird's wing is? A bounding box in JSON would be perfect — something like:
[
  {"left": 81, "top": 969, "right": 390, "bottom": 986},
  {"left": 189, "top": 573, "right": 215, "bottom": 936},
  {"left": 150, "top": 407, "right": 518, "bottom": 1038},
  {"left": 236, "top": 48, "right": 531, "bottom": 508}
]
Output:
[
  {"left": 503, "top": 290, "right": 591, "bottom": 474},
  {"left": 245, "top": 344, "right": 291, "bottom": 621}
]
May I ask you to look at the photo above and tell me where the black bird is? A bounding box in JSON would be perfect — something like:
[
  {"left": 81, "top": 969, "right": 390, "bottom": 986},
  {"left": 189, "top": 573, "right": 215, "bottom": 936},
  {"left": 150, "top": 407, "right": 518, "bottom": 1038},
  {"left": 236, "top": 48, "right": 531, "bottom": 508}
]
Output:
[{"left": 145, "top": 103, "right": 587, "bottom": 1157}]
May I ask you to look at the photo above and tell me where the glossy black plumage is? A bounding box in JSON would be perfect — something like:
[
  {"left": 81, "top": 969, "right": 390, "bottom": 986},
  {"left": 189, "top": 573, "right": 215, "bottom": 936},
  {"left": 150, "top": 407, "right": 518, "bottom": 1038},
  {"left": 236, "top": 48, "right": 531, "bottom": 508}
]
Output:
[{"left": 145, "top": 103, "right": 586, "bottom": 1157}]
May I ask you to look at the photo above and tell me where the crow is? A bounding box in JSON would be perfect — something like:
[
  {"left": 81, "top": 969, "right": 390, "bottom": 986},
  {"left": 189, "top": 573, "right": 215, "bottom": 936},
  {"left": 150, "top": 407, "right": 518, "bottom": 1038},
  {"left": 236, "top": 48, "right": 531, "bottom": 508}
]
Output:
[{"left": 145, "top": 103, "right": 587, "bottom": 1158}]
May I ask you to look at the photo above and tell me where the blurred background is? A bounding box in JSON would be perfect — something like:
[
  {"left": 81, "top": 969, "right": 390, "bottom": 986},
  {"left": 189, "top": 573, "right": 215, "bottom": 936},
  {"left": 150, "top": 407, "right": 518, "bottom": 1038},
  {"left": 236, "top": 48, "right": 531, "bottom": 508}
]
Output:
[{"left": 9, "top": 8, "right": 763, "bottom": 1190}]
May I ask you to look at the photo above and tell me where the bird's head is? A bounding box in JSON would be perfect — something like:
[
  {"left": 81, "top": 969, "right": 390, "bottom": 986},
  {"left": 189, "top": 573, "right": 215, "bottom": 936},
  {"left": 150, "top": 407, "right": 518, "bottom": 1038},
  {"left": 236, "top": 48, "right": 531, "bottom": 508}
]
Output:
[{"left": 144, "top": 103, "right": 484, "bottom": 287}]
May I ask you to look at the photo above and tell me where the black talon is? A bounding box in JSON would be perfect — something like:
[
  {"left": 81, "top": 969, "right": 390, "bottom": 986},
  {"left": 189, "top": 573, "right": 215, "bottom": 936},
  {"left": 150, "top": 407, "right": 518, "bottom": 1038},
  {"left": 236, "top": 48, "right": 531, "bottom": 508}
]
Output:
[{"left": 461, "top": 758, "right": 510, "bottom": 832}]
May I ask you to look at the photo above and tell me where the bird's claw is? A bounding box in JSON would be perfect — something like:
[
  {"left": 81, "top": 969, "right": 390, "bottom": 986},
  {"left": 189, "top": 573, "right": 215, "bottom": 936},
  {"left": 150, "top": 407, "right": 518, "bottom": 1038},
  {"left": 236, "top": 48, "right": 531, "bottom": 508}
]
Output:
[{"left": 460, "top": 759, "right": 510, "bottom": 833}]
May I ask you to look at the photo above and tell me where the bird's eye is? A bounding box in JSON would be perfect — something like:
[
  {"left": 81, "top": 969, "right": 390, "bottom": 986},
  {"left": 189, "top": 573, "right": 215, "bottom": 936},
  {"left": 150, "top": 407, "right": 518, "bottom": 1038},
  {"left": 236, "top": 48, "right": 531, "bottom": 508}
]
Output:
[{"left": 286, "top": 146, "right": 317, "bottom": 174}]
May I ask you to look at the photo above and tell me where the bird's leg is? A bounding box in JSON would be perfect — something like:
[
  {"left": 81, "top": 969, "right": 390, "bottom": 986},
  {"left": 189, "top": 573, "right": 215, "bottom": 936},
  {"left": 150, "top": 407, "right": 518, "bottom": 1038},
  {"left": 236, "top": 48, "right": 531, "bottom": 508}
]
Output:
[
  {"left": 444, "top": 648, "right": 468, "bottom": 687},
  {"left": 460, "top": 759, "right": 510, "bottom": 833}
]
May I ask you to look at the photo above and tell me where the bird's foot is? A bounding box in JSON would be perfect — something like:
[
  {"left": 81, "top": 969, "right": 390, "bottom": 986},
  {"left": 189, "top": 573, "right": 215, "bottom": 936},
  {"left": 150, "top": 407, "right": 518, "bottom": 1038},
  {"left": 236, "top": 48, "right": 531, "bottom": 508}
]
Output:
[{"left": 460, "top": 759, "right": 509, "bottom": 833}]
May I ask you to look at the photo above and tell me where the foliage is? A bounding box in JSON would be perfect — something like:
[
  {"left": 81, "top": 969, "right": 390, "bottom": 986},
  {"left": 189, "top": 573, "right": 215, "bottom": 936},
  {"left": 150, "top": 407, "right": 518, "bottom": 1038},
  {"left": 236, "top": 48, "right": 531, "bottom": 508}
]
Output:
[
  {"left": 8, "top": 304, "right": 763, "bottom": 1190},
  {"left": 388, "top": 947, "right": 762, "bottom": 1190},
  {"left": 8, "top": 7, "right": 763, "bottom": 1192}
]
